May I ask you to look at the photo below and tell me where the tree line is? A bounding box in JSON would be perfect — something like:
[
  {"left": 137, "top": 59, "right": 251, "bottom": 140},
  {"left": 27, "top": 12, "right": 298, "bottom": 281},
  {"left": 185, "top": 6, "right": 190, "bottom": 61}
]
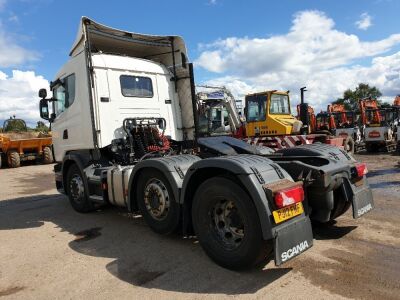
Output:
[{"left": 332, "top": 83, "right": 392, "bottom": 110}]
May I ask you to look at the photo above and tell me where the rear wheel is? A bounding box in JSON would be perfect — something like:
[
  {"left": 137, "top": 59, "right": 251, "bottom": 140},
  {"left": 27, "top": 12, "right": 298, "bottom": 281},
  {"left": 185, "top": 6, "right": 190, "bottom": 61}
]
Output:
[
  {"left": 192, "top": 177, "right": 271, "bottom": 270},
  {"left": 66, "top": 164, "right": 94, "bottom": 213},
  {"left": 136, "top": 169, "right": 180, "bottom": 234},
  {"left": 43, "top": 146, "right": 54, "bottom": 164},
  {"left": 330, "top": 188, "right": 351, "bottom": 220},
  {"left": 7, "top": 151, "right": 20, "bottom": 168}
]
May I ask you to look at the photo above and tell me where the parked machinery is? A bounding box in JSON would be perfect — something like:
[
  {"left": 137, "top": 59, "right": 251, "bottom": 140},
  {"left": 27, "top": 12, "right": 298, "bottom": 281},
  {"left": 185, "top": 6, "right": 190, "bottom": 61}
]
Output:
[
  {"left": 296, "top": 102, "right": 356, "bottom": 153},
  {"left": 327, "top": 104, "right": 363, "bottom": 153},
  {"left": 360, "top": 98, "right": 396, "bottom": 152},
  {"left": 242, "top": 87, "right": 347, "bottom": 150},
  {"left": 392, "top": 95, "right": 400, "bottom": 151},
  {"left": 196, "top": 85, "right": 242, "bottom": 137},
  {"left": 0, "top": 118, "right": 53, "bottom": 168}
]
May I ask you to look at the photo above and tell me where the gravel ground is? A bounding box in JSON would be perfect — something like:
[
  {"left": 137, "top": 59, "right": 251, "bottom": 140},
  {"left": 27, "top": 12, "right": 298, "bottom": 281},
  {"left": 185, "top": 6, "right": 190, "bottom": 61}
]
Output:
[{"left": 0, "top": 153, "right": 399, "bottom": 299}]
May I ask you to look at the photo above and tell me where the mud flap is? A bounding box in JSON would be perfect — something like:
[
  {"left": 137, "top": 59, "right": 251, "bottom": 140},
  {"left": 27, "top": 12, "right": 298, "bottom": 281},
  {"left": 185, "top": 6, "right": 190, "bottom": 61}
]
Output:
[
  {"left": 274, "top": 216, "right": 313, "bottom": 266},
  {"left": 341, "top": 177, "right": 374, "bottom": 219},
  {"left": 350, "top": 180, "right": 374, "bottom": 218}
]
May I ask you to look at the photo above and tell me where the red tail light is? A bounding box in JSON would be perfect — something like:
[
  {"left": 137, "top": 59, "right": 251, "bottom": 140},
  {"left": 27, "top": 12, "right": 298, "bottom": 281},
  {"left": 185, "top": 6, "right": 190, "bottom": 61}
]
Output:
[
  {"left": 355, "top": 163, "right": 368, "bottom": 177},
  {"left": 275, "top": 185, "right": 304, "bottom": 208}
]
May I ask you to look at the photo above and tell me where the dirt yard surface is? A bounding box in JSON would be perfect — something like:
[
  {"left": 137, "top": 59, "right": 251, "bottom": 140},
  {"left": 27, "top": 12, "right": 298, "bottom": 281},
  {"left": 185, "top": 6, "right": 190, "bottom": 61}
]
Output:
[{"left": 0, "top": 154, "right": 399, "bottom": 299}]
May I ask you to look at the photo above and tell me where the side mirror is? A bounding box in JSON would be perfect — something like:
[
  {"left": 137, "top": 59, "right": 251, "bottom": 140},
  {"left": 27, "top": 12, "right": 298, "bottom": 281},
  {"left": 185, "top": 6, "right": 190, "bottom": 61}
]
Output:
[
  {"left": 39, "top": 88, "right": 47, "bottom": 99},
  {"left": 39, "top": 99, "right": 50, "bottom": 121}
]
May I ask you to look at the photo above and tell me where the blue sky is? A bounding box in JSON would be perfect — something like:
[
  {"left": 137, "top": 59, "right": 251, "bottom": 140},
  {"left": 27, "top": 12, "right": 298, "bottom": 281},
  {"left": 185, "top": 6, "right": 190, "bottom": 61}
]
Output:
[{"left": 0, "top": 0, "right": 400, "bottom": 125}]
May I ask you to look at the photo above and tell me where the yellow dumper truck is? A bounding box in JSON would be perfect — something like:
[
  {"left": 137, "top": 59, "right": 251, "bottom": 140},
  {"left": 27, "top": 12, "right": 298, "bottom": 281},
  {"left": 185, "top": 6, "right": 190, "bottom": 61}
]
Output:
[{"left": 0, "top": 119, "right": 53, "bottom": 168}]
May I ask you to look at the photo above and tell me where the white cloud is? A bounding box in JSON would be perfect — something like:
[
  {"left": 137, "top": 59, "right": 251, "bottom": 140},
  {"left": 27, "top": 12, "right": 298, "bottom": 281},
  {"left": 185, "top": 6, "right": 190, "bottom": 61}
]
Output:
[
  {"left": 0, "top": 70, "right": 49, "bottom": 126},
  {"left": 356, "top": 12, "right": 372, "bottom": 30},
  {"left": 0, "top": 22, "right": 39, "bottom": 67},
  {"left": 195, "top": 10, "right": 400, "bottom": 111}
]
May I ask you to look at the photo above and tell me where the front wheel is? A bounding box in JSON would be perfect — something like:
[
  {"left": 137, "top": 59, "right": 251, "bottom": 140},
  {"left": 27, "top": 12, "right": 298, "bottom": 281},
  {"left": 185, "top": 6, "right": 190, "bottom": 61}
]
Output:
[
  {"left": 7, "top": 151, "right": 20, "bottom": 168},
  {"left": 42, "top": 146, "right": 54, "bottom": 164},
  {"left": 66, "top": 164, "right": 94, "bottom": 213},
  {"left": 192, "top": 177, "right": 271, "bottom": 270}
]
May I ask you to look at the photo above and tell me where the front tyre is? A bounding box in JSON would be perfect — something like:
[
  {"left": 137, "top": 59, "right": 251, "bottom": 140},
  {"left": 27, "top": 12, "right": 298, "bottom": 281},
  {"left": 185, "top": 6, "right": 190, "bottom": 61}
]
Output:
[
  {"left": 192, "top": 177, "right": 271, "bottom": 270},
  {"left": 136, "top": 169, "right": 180, "bottom": 235},
  {"left": 7, "top": 151, "right": 20, "bottom": 168},
  {"left": 66, "top": 164, "right": 94, "bottom": 213},
  {"left": 43, "top": 146, "right": 54, "bottom": 164}
]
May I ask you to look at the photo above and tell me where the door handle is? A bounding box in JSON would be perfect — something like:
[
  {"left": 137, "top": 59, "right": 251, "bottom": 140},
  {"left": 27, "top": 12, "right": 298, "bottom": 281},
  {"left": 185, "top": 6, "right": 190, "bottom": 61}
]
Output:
[{"left": 63, "top": 129, "right": 68, "bottom": 139}]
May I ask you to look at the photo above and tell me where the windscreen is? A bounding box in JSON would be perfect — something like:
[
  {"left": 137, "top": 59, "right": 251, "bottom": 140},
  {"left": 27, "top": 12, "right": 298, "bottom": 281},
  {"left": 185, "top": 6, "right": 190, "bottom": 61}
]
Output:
[{"left": 270, "top": 94, "right": 290, "bottom": 114}]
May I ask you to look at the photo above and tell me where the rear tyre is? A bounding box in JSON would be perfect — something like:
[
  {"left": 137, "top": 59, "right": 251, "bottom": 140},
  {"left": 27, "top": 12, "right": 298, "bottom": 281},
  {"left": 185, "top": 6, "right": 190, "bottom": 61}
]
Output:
[
  {"left": 330, "top": 188, "right": 351, "bottom": 220},
  {"left": 43, "top": 146, "right": 54, "bottom": 164},
  {"left": 7, "top": 151, "right": 20, "bottom": 168},
  {"left": 136, "top": 169, "right": 180, "bottom": 235},
  {"left": 192, "top": 177, "right": 271, "bottom": 270},
  {"left": 66, "top": 164, "right": 95, "bottom": 213},
  {"left": 343, "top": 136, "right": 355, "bottom": 154}
]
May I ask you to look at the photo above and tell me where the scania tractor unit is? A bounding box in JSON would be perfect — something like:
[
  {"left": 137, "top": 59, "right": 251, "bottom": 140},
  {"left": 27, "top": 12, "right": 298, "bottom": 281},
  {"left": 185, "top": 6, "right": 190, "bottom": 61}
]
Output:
[{"left": 38, "top": 18, "right": 374, "bottom": 270}]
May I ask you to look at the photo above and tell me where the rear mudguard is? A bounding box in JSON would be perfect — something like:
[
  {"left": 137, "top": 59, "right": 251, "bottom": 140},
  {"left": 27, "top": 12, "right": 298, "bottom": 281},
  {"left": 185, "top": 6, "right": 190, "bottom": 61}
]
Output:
[
  {"left": 181, "top": 154, "right": 314, "bottom": 264},
  {"left": 180, "top": 155, "right": 312, "bottom": 242},
  {"left": 272, "top": 143, "right": 373, "bottom": 222}
]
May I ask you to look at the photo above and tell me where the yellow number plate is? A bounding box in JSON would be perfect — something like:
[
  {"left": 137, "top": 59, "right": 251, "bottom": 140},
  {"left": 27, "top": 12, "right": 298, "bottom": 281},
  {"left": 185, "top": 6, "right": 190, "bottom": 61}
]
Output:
[{"left": 273, "top": 203, "right": 304, "bottom": 224}]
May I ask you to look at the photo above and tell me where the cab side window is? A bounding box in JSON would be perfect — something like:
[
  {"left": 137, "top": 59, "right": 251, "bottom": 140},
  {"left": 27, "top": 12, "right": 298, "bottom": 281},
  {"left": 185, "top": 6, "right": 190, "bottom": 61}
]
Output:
[{"left": 53, "top": 74, "right": 76, "bottom": 116}]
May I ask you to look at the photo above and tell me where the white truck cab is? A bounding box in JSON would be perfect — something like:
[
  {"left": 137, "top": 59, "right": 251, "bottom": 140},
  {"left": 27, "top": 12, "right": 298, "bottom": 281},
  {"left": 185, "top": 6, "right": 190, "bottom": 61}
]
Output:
[
  {"left": 50, "top": 53, "right": 185, "bottom": 161},
  {"left": 42, "top": 17, "right": 195, "bottom": 162}
]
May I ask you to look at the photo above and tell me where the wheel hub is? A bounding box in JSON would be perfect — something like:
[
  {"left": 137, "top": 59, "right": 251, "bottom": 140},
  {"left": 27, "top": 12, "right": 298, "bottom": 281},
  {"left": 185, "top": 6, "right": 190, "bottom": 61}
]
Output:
[
  {"left": 70, "top": 175, "right": 84, "bottom": 203},
  {"left": 212, "top": 199, "right": 244, "bottom": 249},
  {"left": 144, "top": 179, "right": 170, "bottom": 220}
]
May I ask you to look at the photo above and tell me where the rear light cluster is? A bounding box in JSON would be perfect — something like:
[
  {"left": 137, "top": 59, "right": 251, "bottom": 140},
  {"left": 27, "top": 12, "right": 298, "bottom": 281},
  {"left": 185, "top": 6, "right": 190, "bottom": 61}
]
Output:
[
  {"left": 274, "top": 185, "right": 304, "bottom": 208},
  {"left": 355, "top": 163, "right": 368, "bottom": 178}
]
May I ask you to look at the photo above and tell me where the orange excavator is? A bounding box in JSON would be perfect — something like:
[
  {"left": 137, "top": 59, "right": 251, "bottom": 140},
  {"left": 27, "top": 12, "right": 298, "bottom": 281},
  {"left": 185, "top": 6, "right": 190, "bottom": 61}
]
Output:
[
  {"left": 327, "top": 104, "right": 363, "bottom": 152},
  {"left": 296, "top": 102, "right": 355, "bottom": 153},
  {"left": 360, "top": 98, "right": 396, "bottom": 152}
]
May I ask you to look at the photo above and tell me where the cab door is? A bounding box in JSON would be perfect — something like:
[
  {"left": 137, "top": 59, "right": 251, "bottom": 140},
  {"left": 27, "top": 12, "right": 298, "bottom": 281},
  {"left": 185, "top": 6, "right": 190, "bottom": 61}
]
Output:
[
  {"left": 245, "top": 94, "right": 267, "bottom": 136},
  {"left": 51, "top": 74, "right": 77, "bottom": 161}
]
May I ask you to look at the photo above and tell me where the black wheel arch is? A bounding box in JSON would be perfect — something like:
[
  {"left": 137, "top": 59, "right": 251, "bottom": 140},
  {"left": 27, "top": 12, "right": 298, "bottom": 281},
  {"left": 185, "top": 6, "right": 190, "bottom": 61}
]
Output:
[
  {"left": 61, "top": 151, "right": 92, "bottom": 195},
  {"left": 127, "top": 155, "right": 200, "bottom": 213},
  {"left": 180, "top": 157, "right": 279, "bottom": 240}
]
